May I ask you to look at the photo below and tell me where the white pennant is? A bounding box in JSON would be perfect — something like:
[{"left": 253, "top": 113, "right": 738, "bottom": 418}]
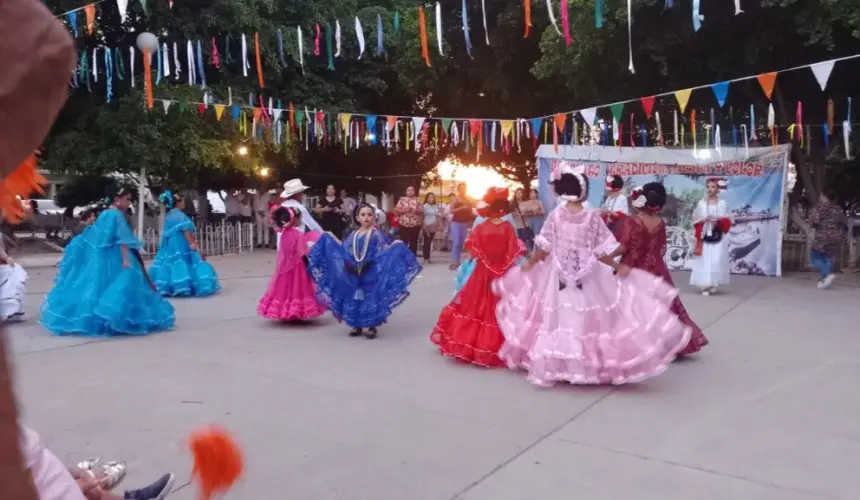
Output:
[
  {"left": 627, "top": 0, "right": 635, "bottom": 74},
  {"left": 161, "top": 100, "right": 171, "bottom": 114},
  {"left": 579, "top": 108, "right": 597, "bottom": 128},
  {"left": 451, "top": 120, "right": 460, "bottom": 145},
  {"left": 811, "top": 60, "right": 835, "bottom": 91},
  {"left": 92, "top": 48, "right": 98, "bottom": 82},
  {"left": 129, "top": 46, "right": 135, "bottom": 88},
  {"left": 481, "top": 0, "right": 490, "bottom": 44},
  {"left": 173, "top": 42, "right": 180, "bottom": 80},
  {"left": 241, "top": 34, "right": 249, "bottom": 77},
  {"left": 355, "top": 17, "right": 366, "bottom": 59},
  {"left": 412, "top": 117, "right": 425, "bottom": 150},
  {"left": 186, "top": 40, "right": 195, "bottom": 85},
  {"left": 335, "top": 21, "right": 342, "bottom": 57},
  {"left": 767, "top": 104, "right": 775, "bottom": 128},
  {"left": 297, "top": 27, "right": 305, "bottom": 72},
  {"left": 545, "top": 0, "right": 562, "bottom": 35},
  {"left": 115, "top": 0, "right": 129, "bottom": 23},
  {"left": 436, "top": 3, "right": 444, "bottom": 55},
  {"left": 162, "top": 43, "right": 170, "bottom": 77}
]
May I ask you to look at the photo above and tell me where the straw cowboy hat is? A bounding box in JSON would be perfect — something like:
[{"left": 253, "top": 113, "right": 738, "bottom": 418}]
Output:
[{"left": 279, "top": 179, "right": 310, "bottom": 198}]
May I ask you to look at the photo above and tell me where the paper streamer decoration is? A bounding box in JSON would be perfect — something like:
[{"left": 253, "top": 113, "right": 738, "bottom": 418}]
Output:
[
  {"left": 560, "top": 0, "right": 572, "bottom": 45},
  {"left": 827, "top": 99, "right": 834, "bottom": 133},
  {"left": 173, "top": 42, "right": 180, "bottom": 80},
  {"left": 418, "top": 6, "right": 431, "bottom": 66},
  {"left": 116, "top": 0, "right": 128, "bottom": 23},
  {"left": 481, "top": 0, "right": 490, "bottom": 44},
  {"left": 162, "top": 43, "right": 170, "bottom": 77},
  {"left": 595, "top": 0, "right": 603, "bottom": 28},
  {"left": 711, "top": 81, "right": 729, "bottom": 108},
  {"left": 84, "top": 3, "right": 96, "bottom": 34},
  {"left": 757, "top": 72, "right": 777, "bottom": 100},
  {"left": 546, "top": 0, "right": 562, "bottom": 35},
  {"left": 675, "top": 88, "right": 691, "bottom": 113},
  {"left": 640, "top": 96, "right": 655, "bottom": 119},
  {"left": 734, "top": 0, "right": 743, "bottom": 14},
  {"left": 412, "top": 117, "right": 426, "bottom": 150},
  {"left": 211, "top": 38, "right": 220, "bottom": 68},
  {"left": 355, "top": 17, "right": 365, "bottom": 59},
  {"left": 143, "top": 48, "right": 153, "bottom": 109},
  {"left": 462, "top": 0, "right": 473, "bottom": 57},
  {"left": 436, "top": 3, "right": 444, "bottom": 55},
  {"left": 105, "top": 48, "right": 113, "bottom": 102},
  {"left": 626, "top": 0, "right": 634, "bottom": 73},
  {"left": 196, "top": 39, "right": 206, "bottom": 87},
  {"left": 692, "top": 0, "right": 702, "bottom": 31},
  {"left": 314, "top": 24, "right": 321, "bottom": 56},
  {"left": 240, "top": 34, "right": 249, "bottom": 77},
  {"left": 749, "top": 104, "right": 756, "bottom": 141},
  {"left": 335, "top": 20, "right": 342, "bottom": 57},
  {"left": 297, "top": 27, "right": 304, "bottom": 72},
  {"left": 811, "top": 60, "right": 834, "bottom": 90},
  {"left": 277, "top": 29, "right": 286, "bottom": 66},
  {"left": 376, "top": 14, "right": 385, "bottom": 56},
  {"left": 523, "top": 0, "right": 532, "bottom": 37},
  {"left": 254, "top": 32, "right": 264, "bottom": 87},
  {"left": 673, "top": 110, "right": 679, "bottom": 145},
  {"left": 655, "top": 111, "right": 663, "bottom": 144},
  {"left": 67, "top": 12, "right": 78, "bottom": 37}
]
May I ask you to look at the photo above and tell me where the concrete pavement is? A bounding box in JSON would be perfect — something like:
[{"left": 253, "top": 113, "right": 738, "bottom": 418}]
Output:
[{"left": 6, "top": 252, "right": 860, "bottom": 500}]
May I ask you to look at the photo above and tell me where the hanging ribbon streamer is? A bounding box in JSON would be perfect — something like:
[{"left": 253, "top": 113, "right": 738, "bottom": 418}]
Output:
[
  {"left": 692, "top": 0, "right": 702, "bottom": 31},
  {"left": 612, "top": 117, "right": 619, "bottom": 145},
  {"left": 173, "top": 42, "right": 180, "bottom": 80},
  {"left": 254, "top": 32, "right": 264, "bottom": 88},
  {"left": 481, "top": 0, "right": 490, "bottom": 44},
  {"left": 240, "top": 34, "right": 249, "bottom": 77},
  {"left": 355, "top": 17, "right": 366, "bottom": 59},
  {"left": 161, "top": 43, "right": 170, "bottom": 78},
  {"left": 749, "top": 104, "right": 757, "bottom": 141},
  {"left": 277, "top": 29, "right": 286, "bottom": 67},
  {"left": 376, "top": 14, "right": 385, "bottom": 56},
  {"left": 795, "top": 101, "right": 803, "bottom": 142},
  {"left": 709, "top": 108, "right": 715, "bottom": 146},
  {"left": 545, "top": 0, "right": 562, "bottom": 35},
  {"left": 335, "top": 21, "right": 342, "bottom": 57},
  {"left": 84, "top": 3, "right": 96, "bottom": 34},
  {"left": 560, "top": 0, "right": 572, "bottom": 45},
  {"left": 734, "top": 0, "right": 743, "bottom": 14},
  {"left": 143, "top": 48, "right": 153, "bottom": 109},
  {"left": 490, "top": 121, "right": 497, "bottom": 152},
  {"left": 639, "top": 125, "right": 646, "bottom": 147},
  {"left": 115, "top": 48, "right": 125, "bottom": 81},
  {"left": 655, "top": 112, "right": 663, "bottom": 145},
  {"left": 767, "top": 104, "right": 775, "bottom": 146},
  {"left": 595, "top": 0, "right": 603, "bottom": 28},
  {"left": 844, "top": 119, "right": 851, "bottom": 159},
  {"left": 326, "top": 24, "right": 335, "bottom": 70},
  {"left": 740, "top": 125, "right": 749, "bottom": 158},
  {"left": 196, "top": 40, "right": 206, "bottom": 87},
  {"left": 826, "top": 99, "right": 835, "bottom": 133},
  {"left": 185, "top": 40, "right": 195, "bottom": 85},
  {"left": 673, "top": 110, "right": 679, "bottom": 145},
  {"left": 627, "top": 0, "right": 635, "bottom": 73},
  {"left": 155, "top": 44, "right": 162, "bottom": 85},
  {"left": 128, "top": 46, "right": 135, "bottom": 88},
  {"left": 436, "top": 3, "right": 444, "bottom": 55},
  {"left": 462, "top": 0, "right": 473, "bottom": 57},
  {"left": 314, "top": 24, "right": 321, "bottom": 56},
  {"left": 690, "top": 110, "right": 697, "bottom": 153},
  {"left": 715, "top": 125, "right": 722, "bottom": 156},
  {"left": 67, "top": 12, "right": 78, "bottom": 37},
  {"left": 297, "top": 27, "right": 305, "bottom": 73},
  {"left": 418, "top": 6, "right": 432, "bottom": 67},
  {"left": 394, "top": 11, "right": 401, "bottom": 36},
  {"left": 105, "top": 48, "right": 113, "bottom": 102},
  {"left": 92, "top": 48, "right": 98, "bottom": 83},
  {"left": 523, "top": 0, "right": 532, "bottom": 37}
]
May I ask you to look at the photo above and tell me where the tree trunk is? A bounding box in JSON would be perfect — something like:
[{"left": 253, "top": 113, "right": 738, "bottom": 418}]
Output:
[
  {"left": 774, "top": 86, "right": 820, "bottom": 205},
  {"left": 197, "top": 188, "right": 210, "bottom": 222}
]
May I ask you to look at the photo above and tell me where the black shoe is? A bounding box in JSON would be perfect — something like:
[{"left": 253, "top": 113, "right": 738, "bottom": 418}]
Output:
[
  {"left": 365, "top": 327, "right": 378, "bottom": 339},
  {"left": 124, "top": 473, "right": 175, "bottom": 500},
  {"left": 349, "top": 327, "right": 363, "bottom": 337}
]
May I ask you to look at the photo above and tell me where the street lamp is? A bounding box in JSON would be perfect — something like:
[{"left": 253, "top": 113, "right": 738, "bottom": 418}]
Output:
[
  {"left": 258, "top": 167, "right": 270, "bottom": 178},
  {"left": 236, "top": 145, "right": 249, "bottom": 156}
]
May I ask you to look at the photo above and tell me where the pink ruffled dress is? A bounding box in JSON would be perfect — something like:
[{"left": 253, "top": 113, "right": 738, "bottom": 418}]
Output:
[
  {"left": 493, "top": 206, "right": 692, "bottom": 386},
  {"left": 257, "top": 228, "right": 326, "bottom": 321}
]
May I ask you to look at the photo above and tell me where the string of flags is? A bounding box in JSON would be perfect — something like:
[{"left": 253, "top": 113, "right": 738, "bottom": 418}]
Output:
[{"left": 61, "top": 0, "right": 754, "bottom": 77}]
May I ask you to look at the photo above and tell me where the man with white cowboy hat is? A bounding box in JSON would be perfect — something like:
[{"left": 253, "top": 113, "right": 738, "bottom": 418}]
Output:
[{"left": 278, "top": 179, "right": 323, "bottom": 236}]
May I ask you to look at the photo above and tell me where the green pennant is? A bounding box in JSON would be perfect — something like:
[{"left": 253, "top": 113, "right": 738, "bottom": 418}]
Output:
[
  {"left": 609, "top": 103, "right": 624, "bottom": 122},
  {"left": 296, "top": 110, "right": 305, "bottom": 127}
]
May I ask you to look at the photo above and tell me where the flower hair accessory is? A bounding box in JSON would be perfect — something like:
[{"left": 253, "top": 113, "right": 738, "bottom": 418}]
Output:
[
  {"left": 554, "top": 163, "right": 588, "bottom": 202},
  {"left": 707, "top": 177, "right": 728, "bottom": 190},
  {"left": 605, "top": 175, "right": 623, "bottom": 191},
  {"left": 630, "top": 187, "right": 646, "bottom": 209},
  {"left": 158, "top": 190, "right": 175, "bottom": 209}
]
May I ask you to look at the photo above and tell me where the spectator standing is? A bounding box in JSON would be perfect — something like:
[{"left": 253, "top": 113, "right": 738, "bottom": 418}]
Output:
[
  {"left": 224, "top": 191, "right": 240, "bottom": 223},
  {"left": 395, "top": 186, "right": 423, "bottom": 255},
  {"left": 511, "top": 188, "right": 534, "bottom": 250},
  {"left": 340, "top": 189, "right": 357, "bottom": 239},
  {"left": 238, "top": 191, "right": 253, "bottom": 223},
  {"left": 421, "top": 193, "right": 442, "bottom": 264},
  {"left": 448, "top": 183, "right": 476, "bottom": 270},
  {"left": 521, "top": 188, "right": 546, "bottom": 238},
  {"left": 254, "top": 190, "right": 272, "bottom": 247},
  {"left": 314, "top": 184, "right": 345, "bottom": 235}
]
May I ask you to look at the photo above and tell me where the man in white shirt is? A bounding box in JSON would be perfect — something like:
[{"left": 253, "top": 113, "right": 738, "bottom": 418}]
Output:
[
  {"left": 276, "top": 179, "right": 322, "bottom": 251},
  {"left": 224, "top": 191, "right": 240, "bottom": 223},
  {"left": 238, "top": 191, "right": 253, "bottom": 222}
]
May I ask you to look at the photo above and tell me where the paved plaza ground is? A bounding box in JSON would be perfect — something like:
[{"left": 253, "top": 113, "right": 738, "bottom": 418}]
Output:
[{"left": 6, "top": 251, "right": 860, "bottom": 500}]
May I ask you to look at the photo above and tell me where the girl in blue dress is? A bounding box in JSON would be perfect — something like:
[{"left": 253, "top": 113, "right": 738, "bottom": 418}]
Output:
[
  {"left": 306, "top": 203, "right": 421, "bottom": 339},
  {"left": 149, "top": 191, "right": 220, "bottom": 297},
  {"left": 55, "top": 207, "right": 98, "bottom": 286},
  {"left": 40, "top": 187, "right": 175, "bottom": 337}
]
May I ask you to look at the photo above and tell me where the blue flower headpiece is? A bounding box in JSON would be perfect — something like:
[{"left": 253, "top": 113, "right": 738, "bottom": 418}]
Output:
[{"left": 159, "top": 190, "right": 175, "bottom": 209}]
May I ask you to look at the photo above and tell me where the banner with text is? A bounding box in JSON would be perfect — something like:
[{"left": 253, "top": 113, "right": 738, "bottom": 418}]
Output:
[{"left": 536, "top": 145, "right": 790, "bottom": 277}]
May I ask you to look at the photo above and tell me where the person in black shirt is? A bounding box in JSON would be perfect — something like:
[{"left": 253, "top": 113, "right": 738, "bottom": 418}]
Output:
[{"left": 314, "top": 184, "right": 345, "bottom": 235}]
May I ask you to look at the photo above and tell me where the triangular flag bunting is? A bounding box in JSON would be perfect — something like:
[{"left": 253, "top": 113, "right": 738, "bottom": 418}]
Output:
[
  {"left": 640, "top": 97, "right": 655, "bottom": 120},
  {"left": 756, "top": 72, "right": 777, "bottom": 100},
  {"left": 197, "top": 103, "right": 206, "bottom": 116},
  {"left": 214, "top": 104, "right": 225, "bottom": 120},
  {"left": 579, "top": 108, "right": 597, "bottom": 126},
  {"left": 440, "top": 118, "right": 452, "bottom": 132},
  {"left": 810, "top": 60, "right": 835, "bottom": 91},
  {"left": 161, "top": 100, "right": 172, "bottom": 114},
  {"left": 339, "top": 113, "right": 352, "bottom": 132},
  {"left": 711, "top": 81, "right": 729, "bottom": 108},
  {"left": 553, "top": 113, "right": 566, "bottom": 132},
  {"left": 115, "top": 0, "right": 128, "bottom": 22},
  {"left": 500, "top": 120, "right": 515, "bottom": 137},
  {"left": 675, "top": 89, "right": 692, "bottom": 113},
  {"left": 609, "top": 103, "right": 624, "bottom": 122}
]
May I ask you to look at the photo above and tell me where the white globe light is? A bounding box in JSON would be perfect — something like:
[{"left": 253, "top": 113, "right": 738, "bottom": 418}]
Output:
[{"left": 136, "top": 32, "right": 159, "bottom": 54}]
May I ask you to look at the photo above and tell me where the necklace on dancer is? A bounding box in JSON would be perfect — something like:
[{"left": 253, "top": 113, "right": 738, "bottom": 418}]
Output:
[{"left": 352, "top": 227, "right": 373, "bottom": 271}]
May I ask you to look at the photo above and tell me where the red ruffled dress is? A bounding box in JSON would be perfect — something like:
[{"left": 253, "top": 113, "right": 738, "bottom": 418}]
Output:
[
  {"left": 615, "top": 216, "right": 708, "bottom": 355},
  {"left": 430, "top": 220, "right": 525, "bottom": 367}
]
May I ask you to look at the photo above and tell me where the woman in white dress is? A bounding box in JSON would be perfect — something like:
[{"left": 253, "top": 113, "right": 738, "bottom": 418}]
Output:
[
  {"left": 0, "top": 235, "right": 26, "bottom": 322},
  {"left": 690, "top": 178, "right": 732, "bottom": 296},
  {"left": 600, "top": 175, "right": 629, "bottom": 232}
]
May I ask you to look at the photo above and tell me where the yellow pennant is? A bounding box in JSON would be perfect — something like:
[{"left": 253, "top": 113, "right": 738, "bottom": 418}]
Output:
[
  {"left": 214, "top": 104, "right": 226, "bottom": 120},
  {"left": 675, "top": 89, "right": 692, "bottom": 114}
]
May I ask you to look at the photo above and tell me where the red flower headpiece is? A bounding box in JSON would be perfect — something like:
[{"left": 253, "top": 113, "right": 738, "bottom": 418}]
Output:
[
  {"left": 605, "top": 175, "right": 623, "bottom": 192},
  {"left": 706, "top": 177, "right": 728, "bottom": 190},
  {"left": 482, "top": 187, "right": 511, "bottom": 217},
  {"left": 630, "top": 186, "right": 661, "bottom": 212}
]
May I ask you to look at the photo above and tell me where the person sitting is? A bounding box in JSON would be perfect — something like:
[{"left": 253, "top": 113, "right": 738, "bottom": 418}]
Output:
[{"left": 0, "top": 233, "right": 26, "bottom": 322}]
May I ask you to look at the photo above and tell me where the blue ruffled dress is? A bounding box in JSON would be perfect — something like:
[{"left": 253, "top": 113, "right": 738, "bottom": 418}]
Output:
[
  {"left": 148, "top": 208, "right": 220, "bottom": 297},
  {"left": 453, "top": 215, "right": 520, "bottom": 295},
  {"left": 306, "top": 229, "right": 422, "bottom": 328},
  {"left": 55, "top": 227, "right": 89, "bottom": 286},
  {"left": 40, "top": 208, "right": 175, "bottom": 337}
]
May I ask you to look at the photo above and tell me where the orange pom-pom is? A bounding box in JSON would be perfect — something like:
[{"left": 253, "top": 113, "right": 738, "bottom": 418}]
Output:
[
  {"left": 188, "top": 426, "right": 244, "bottom": 500},
  {"left": 0, "top": 155, "right": 46, "bottom": 224}
]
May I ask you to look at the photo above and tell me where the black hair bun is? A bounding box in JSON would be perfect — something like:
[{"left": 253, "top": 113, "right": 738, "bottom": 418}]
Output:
[
  {"left": 642, "top": 182, "right": 667, "bottom": 209},
  {"left": 553, "top": 173, "right": 589, "bottom": 199}
]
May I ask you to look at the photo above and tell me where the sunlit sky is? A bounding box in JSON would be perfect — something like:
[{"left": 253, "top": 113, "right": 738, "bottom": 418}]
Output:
[{"left": 435, "top": 160, "right": 517, "bottom": 199}]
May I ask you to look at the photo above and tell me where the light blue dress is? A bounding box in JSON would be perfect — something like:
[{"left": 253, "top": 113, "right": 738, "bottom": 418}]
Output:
[
  {"left": 148, "top": 208, "right": 220, "bottom": 297},
  {"left": 453, "top": 215, "right": 519, "bottom": 295},
  {"left": 55, "top": 226, "right": 89, "bottom": 286},
  {"left": 40, "top": 207, "right": 175, "bottom": 337}
]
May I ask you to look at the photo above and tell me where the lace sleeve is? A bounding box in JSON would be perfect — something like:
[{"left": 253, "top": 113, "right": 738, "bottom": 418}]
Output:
[
  {"left": 534, "top": 211, "right": 555, "bottom": 252},
  {"left": 592, "top": 213, "right": 619, "bottom": 257}
]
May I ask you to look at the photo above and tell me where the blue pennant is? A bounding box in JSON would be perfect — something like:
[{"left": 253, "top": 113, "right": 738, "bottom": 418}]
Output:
[{"left": 711, "top": 81, "right": 730, "bottom": 108}]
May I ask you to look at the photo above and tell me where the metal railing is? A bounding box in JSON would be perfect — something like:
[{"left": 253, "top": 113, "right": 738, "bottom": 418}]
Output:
[{"left": 140, "top": 221, "right": 256, "bottom": 258}]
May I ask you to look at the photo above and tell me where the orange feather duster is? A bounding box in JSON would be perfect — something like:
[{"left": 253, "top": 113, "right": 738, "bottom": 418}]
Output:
[{"left": 188, "top": 426, "right": 244, "bottom": 500}]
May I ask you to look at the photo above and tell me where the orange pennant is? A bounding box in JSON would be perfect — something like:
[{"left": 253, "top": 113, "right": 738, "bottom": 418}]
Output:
[
  {"left": 523, "top": 0, "right": 532, "bottom": 38},
  {"left": 252, "top": 108, "right": 263, "bottom": 122},
  {"left": 418, "top": 6, "right": 431, "bottom": 67},
  {"left": 254, "top": 32, "right": 265, "bottom": 88},
  {"left": 143, "top": 49, "right": 153, "bottom": 110},
  {"left": 84, "top": 3, "right": 96, "bottom": 34},
  {"left": 757, "top": 72, "right": 777, "bottom": 101}
]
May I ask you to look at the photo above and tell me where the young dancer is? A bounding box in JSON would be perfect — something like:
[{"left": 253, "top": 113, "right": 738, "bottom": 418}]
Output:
[
  {"left": 40, "top": 187, "right": 175, "bottom": 337},
  {"left": 149, "top": 190, "right": 220, "bottom": 297},
  {"left": 494, "top": 165, "right": 692, "bottom": 386},
  {"left": 258, "top": 206, "right": 326, "bottom": 321},
  {"left": 690, "top": 178, "right": 733, "bottom": 295},
  {"left": 453, "top": 201, "right": 517, "bottom": 295},
  {"left": 306, "top": 203, "right": 421, "bottom": 339},
  {"left": 601, "top": 174, "right": 629, "bottom": 231},
  {"left": 431, "top": 188, "right": 525, "bottom": 367},
  {"left": 611, "top": 183, "right": 708, "bottom": 355}
]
